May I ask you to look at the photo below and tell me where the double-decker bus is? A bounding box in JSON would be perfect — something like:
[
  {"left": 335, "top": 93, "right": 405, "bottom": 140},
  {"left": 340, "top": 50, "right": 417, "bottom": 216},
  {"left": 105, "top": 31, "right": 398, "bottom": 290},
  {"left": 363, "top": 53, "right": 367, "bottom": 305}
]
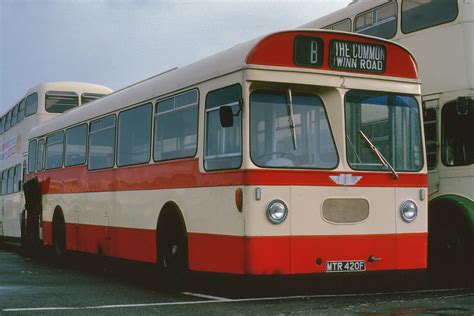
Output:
[
  {"left": 0, "top": 82, "right": 112, "bottom": 243},
  {"left": 26, "top": 30, "right": 426, "bottom": 278},
  {"left": 301, "top": 0, "right": 473, "bottom": 276}
]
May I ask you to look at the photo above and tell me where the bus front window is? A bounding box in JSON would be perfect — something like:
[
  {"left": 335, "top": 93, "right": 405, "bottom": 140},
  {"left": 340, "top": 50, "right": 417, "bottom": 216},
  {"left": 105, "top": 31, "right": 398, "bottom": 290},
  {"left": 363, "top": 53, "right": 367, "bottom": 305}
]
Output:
[
  {"left": 250, "top": 91, "right": 338, "bottom": 169},
  {"left": 345, "top": 90, "right": 423, "bottom": 172}
]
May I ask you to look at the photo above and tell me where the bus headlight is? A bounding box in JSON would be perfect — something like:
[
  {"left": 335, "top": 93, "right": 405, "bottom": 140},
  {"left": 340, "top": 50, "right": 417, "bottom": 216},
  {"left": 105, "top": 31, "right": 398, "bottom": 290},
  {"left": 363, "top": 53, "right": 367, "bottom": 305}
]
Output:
[
  {"left": 400, "top": 200, "right": 418, "bottom": 222},
  {"left": 266, "top": 199, "right": 288, "bottom": 224}
]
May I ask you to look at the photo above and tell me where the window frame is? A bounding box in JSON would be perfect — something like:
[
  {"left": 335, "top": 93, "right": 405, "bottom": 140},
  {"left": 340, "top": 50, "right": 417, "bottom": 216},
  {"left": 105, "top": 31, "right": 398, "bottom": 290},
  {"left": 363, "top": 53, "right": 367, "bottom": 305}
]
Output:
[
  {"left": 324, "top": 18, "right": 352, "bottom": 32},
  {"left": 37, "top": 139, "right": 45, "bottom": 171},
  {"left": 354, "top": 1, "right": 398, "bottom": 39},
  {"left": 65, "top": 123, "right": 88, "bottom": 167},
  {"left": 11, "top": 104, "right": 19, "bottom": 127},
  {"left": 117, "top": 102, "right": 153, "bottom": 167},
  {"left": 25, "top": 92, "right": 38, "bottom": 117},
  {"left": 88, "top": 115, "right": 117, "bottom": 171},
  {"left": 18, "top": 98, "right": 26, "bottom": 122},
  {"left": 45, "top": 131, "right": 65, "bottom": 170},
  {"left": 423, "top": 107, "right": 438, "bottom": 170},
  {"left": 45, "top": 91, "right": 79, "bottom": 114},
  {"left": 249, "top": 89, "right": 339, "bottom": 170},
  {"left": 28, "top": 139, "right": 37, "bottom": 173},
  {"left": 153, "top": 89, "right": 199, "bottom": 163},
  {"left": 401, "top": 0, "right": 459, "bottom": 34}
]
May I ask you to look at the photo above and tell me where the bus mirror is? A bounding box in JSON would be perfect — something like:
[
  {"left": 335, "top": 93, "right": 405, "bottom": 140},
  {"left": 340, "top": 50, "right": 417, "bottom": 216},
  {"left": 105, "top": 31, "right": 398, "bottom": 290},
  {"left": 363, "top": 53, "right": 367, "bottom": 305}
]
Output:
[
  {"left": 219, "top": 106, "right": 234, "bottom": 127},
  {"left": 456, "top": 97, "right": 472, "bottom": 116}
]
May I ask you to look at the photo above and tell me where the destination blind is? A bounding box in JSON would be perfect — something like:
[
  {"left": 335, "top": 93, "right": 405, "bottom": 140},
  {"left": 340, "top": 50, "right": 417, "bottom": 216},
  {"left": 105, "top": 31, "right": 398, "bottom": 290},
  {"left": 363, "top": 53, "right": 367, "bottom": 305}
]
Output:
[{"left": 329, "top": 40, "right": 386, "bottom": 73}]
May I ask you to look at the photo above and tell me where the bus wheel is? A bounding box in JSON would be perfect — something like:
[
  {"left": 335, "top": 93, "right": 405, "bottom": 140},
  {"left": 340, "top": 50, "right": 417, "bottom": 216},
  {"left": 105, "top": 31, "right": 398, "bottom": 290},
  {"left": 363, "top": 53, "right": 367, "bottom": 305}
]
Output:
[
  {"left": 52, "top": 211, "right": 66, "bottom": 259},
  {"left": 20, "top": 210, "right": 27, "bottom": 248},
  {"left": 157, "top": 208, "right": 189, "bottom": 290},
  {"left": 429, "top": 209, "right": 472, "bottom": 286}
]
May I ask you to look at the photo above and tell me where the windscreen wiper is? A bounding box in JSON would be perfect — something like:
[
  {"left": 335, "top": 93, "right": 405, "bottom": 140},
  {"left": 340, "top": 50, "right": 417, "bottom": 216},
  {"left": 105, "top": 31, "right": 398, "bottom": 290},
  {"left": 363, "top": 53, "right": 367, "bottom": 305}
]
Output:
[
  {"left": 358, "top": 130, "right": 399, "bottom": 180},
  {"left": 286, "top": 89, "right": 297, "bottom": 150}
]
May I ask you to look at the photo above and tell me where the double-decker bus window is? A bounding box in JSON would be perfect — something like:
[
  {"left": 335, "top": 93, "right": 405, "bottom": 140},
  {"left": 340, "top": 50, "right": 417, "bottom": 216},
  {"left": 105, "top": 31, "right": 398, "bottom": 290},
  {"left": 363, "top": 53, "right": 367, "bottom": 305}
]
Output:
[
  {"left": 45, "top": 91, "right": 79, "bottom": 113},
  {"left": 11, "top": 104, "right": 18, "bottom": 127},
  {"left": 1, "top": 170, "right": 7, "bottom": 195},
  {"left": 45, "top": 131, "right": 64, "bottom": 170},
  {"left": 28, "top": 140, "right": 37, "bottom": 173},
  {"left": 118, "top": 103, "right": 152, "bottom": 166},
  {"left": 325, "top": 19, "right": 351, "bottom": 32},
  {"left": 13, "top": 165, "right": 21, "bottom": 192},
  {"left": 442, "top": 101, "right": 473, "bottom": 167},
  {"left": 37, "top": 139, "right": 45, "bottom": 171},
  {"left": 345, "top": 91, "right": 423, "bottom": 172},
  {"left": 18, "top": 98, "right": 25, "bottom": 122},
  {"left": 402, "top": 0, "right": 458, "bottom": 34},
  {"left": 88, "top": 115, "right": 116, "bottom": 170},
  {"left": 0, "top": 116, "right": 5, "bottom": 134},
  {"left": 205, "top": 84, "right": 242, "bottom": 171},
  {"left": 250, "top": 91, "right": 338, "bottom": 169},
  {"left": 65, "top": 124, "right": 88, "bottom": 167},
  {"left": 7, "top": 167, "right": 14, "bottom": 194},
  {"left": 81, "top": 93, "right": 106, "bottom": 105},
  {"left": 25, "top": 93, "right": 38, "bottom": 117},
  {"left": 423, "top": 108, "right": 437, "bottom": 169},
  {"left": 154, "top": 90, "right": 198, "bottom": 162},
  {"left": 355, "top": 2, "right": 397, "bottom": 39},
  {"left": 5, "top": 111, "right": 11, "bottom": 131}
]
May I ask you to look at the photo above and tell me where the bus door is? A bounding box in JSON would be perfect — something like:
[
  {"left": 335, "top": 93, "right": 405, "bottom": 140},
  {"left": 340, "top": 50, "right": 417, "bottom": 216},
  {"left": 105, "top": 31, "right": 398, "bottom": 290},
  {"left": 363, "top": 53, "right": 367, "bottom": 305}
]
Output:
[{"left": 423, "top": 95, "right": 440, "bottom": 195}]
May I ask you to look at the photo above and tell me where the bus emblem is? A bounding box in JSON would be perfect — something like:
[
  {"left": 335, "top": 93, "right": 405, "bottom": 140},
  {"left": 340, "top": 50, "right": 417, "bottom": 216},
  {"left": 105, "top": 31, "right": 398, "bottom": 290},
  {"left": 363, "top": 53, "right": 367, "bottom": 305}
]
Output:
[{"left": 330, "top": 174, "right": 362, "bottom": 186}]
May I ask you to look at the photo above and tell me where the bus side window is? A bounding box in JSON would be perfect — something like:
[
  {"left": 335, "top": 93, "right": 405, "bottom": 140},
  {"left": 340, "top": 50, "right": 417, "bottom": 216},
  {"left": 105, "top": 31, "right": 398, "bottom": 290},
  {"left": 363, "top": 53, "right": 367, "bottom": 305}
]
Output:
[
  {"left": 18, "top": 98, "right": 26, "bottom": 122},
  {"left": 442, "top": 101, "right": 473, "bottom": 167},
  {"left": 423, "top": 108, "right": 437, "bottom": 169},
  {"left": 28, "top": 139, "right": 37, "bottom": 173},
  {"left": 37, "top": 139, "right": 45, "bottom": 171},
  {"left": 45, "top": 91, "right": 79, "bottom": 113},
  {"left": 401, "top": 0, "right": 458, "bottom": 34},
  {"left": 324, "top": 19, "right": 351, "bottom": 32},
  {"left": 13, "top": 165, "right": 21, "bottom": 192},
  {"left": 7, "top": 167, "right": 14, "bottom": 194},
  {"left": 154, "top": 90, "right": 198, "bottom": 162},
  {"left": 11, "top": 104, "right": 18, "bottom": 127},
  {"left": 88, "top": 115, "right": 116, "bottom": 170},
  {"left": 65, "top": 124, "right": 88, "bottom": 167},
  {"left": 0, "top": 116, "right": 4, "bottom": 135},
  {"left": 204, "top": 84, "right": 242, "bottom": 171},
  {"left": 355, "top": 2, "right": 397, "bottom": 39},
  {"left": 45, "top": 131, "right": 64, "bottom": 170},
  {"left": 1, "top": 170, "right": 7, "bottom": 195},
  {"left": 5, "top": 110, "right": 11, "bottom": 131},
  {"left": 118, "top": 103, "right": 152, "bottom": 166},
  {"left": 25, "top": 93, "right": 38, "bottom": 117}
]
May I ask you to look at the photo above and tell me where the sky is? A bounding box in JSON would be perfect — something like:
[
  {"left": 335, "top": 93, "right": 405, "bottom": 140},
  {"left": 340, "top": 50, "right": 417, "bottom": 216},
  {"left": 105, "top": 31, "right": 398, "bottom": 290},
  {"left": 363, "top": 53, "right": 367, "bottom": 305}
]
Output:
[{"left": 0, "top": 0, "right": 350, "bottom": 114}]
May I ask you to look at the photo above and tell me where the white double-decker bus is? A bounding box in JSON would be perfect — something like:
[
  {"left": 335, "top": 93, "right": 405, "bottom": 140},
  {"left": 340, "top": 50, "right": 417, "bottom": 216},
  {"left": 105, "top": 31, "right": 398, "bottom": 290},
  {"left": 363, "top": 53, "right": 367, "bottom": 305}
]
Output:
[
  {"left": 26, "top": 30, "right": 427, "bottom": 280},
  {"left": 301, "top": 0, "right": 473, "bottom": 275},
  {"left": 0, "top": 82, "right": 112, "bottom": 242}
]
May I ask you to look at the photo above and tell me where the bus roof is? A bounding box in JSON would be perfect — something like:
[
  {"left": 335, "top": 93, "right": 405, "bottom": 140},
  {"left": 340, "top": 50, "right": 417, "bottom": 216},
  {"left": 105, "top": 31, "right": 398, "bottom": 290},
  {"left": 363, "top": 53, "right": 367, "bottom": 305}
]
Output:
[{"left": 29, "top": 29, "right": 418, "bottom": 139}]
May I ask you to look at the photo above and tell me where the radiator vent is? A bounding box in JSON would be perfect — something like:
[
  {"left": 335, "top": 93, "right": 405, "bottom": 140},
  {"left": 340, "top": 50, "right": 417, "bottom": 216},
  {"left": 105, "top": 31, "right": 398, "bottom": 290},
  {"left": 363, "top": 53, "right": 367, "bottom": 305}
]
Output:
[{"left": 322, "top": 198, "right": 369, "bottom": 224}]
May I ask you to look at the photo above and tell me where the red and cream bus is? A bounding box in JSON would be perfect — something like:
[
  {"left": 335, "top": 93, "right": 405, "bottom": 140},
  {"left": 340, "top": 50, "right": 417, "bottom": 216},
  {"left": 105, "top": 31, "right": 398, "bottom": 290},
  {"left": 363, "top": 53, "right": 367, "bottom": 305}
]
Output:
[
  {"left": 26, "top": 30, "right": 427, "bottom": 277},
  {"left": 0, "top": 82, "right": 112, "bottom": 243}
]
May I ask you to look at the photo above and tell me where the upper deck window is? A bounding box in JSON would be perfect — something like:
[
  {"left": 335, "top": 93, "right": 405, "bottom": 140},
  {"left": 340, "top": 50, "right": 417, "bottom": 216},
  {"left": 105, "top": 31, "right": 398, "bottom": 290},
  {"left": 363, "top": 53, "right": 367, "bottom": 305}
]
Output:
[
  {"left": 81, "top": 93, "right": 106, "bottom": 105},
  {"left": 442, "top": 101, "right": 473, "bottom": 167},
  {"left": 11, "top": 104, "right": 18, "bottom": 127},
  {"left": 250, "top": 91, "right": 338, "bottom": 169},
  {"left": 18, "top": 98, "right": 25, "bottom": 122},
  {"left": 345, "top": 90, "right": 423, "bottom": 172},
  {"left": 402, "top": 0, "right": 458, "bottom": 34},
  {"left": 45, "top": 131, "right": 64, "bottom": 170},
  {"left": 355, "top": 2, "right": 397, "bottom": 39},
  {"left": 154, "top": 90, "right": 198, "bottom": 162},
  {"left": 5, "top": 111, "right": 11, "bottom": 131},
  {"left": 25, "top": 93, "right": 38, "bottom": 117},
  {"left": 45, "top": 91, "right": 79, "bottom": 113},
  {"left": 0, "top": 116, "right": 4, "bottom": 135},
  {"left": 205, "top": 84, "right": 242, "bottom": 171},
  {"left": 324, "top": 19, "right": 351, "bottom": 32},
  {"left": 118, "top": 103, "right": 152, "bottom": 166}
]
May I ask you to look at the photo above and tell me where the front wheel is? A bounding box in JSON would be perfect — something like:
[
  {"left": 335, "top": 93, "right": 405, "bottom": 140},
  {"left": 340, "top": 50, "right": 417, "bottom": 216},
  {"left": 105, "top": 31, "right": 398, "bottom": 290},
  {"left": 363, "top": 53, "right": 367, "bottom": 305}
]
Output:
[{"left": 52, "top": 213, "right": 66, "bottom": 259}]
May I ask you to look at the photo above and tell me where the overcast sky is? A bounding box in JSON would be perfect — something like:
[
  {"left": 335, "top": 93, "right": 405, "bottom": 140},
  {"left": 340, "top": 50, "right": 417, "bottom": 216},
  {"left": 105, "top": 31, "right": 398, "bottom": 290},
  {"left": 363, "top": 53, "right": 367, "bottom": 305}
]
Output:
[{"left": 0, "top": 0, "right": 350, "bottom": 114}]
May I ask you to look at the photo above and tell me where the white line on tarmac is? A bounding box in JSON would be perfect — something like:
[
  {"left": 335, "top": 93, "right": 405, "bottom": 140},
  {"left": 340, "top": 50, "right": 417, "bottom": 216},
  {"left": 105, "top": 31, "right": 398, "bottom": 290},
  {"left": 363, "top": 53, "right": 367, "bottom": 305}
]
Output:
[
  {"left": 3, "top": 288, "right": 471, "bottom": 312},
  {"left": 181, "top": 291, "right": 231, "bottom": 301}
]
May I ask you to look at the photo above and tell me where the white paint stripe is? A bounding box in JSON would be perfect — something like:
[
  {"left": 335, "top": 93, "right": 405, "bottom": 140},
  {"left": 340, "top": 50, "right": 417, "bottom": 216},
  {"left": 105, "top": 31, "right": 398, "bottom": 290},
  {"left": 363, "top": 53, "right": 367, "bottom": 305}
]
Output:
[
  {"left": 181, "top": 291, "right": 231, "bottom": 301},
  {"left": 3, "top": 288, "right": 471, "bottom": 312}
]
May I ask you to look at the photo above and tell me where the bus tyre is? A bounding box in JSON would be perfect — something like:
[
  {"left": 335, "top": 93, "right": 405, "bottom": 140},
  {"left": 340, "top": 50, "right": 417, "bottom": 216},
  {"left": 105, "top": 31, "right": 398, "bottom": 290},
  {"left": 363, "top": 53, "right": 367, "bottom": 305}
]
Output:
[
  {"left": 52, "top": 212, "right": 66, "bottom": 260},
  {"left": 428, "top": 208, "right": 472, "bottom": 286},
  {"left": 20, "top": 210, "right": 27, "bottom": 248},
  {"left": 157, "top": 213, "right": 189, "bottom": 291}
]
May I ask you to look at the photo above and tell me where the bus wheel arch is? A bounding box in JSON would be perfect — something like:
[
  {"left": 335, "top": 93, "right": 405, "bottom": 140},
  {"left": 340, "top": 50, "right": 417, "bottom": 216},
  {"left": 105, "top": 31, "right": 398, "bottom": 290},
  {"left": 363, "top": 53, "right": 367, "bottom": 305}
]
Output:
[
  {"left": 52, "top": 206, "right": 67, "bottom": 258},
  {"left": 428, "top": 195, "right": 473, "bottom": 280},
  {"left": 156, "top": 201, "right": 189, "bottom": 286}
]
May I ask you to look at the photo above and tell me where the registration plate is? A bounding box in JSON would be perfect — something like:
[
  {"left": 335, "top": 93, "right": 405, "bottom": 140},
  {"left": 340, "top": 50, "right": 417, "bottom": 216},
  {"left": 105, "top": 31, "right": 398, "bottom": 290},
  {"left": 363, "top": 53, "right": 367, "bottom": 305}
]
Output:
[{"left": 326, "top": 260, "right": 366, "bottom": 273}]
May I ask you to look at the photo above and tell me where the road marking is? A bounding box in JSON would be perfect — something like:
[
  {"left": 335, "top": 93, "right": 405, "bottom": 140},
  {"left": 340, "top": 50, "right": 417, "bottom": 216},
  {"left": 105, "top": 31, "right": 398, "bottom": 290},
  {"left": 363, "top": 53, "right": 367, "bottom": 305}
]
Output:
[
  {"left": 3, "top": 288, "right": 472, "bottom": 312},
  {"left": 181, "top": 291, "right": 231, "bottom": 301}
]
